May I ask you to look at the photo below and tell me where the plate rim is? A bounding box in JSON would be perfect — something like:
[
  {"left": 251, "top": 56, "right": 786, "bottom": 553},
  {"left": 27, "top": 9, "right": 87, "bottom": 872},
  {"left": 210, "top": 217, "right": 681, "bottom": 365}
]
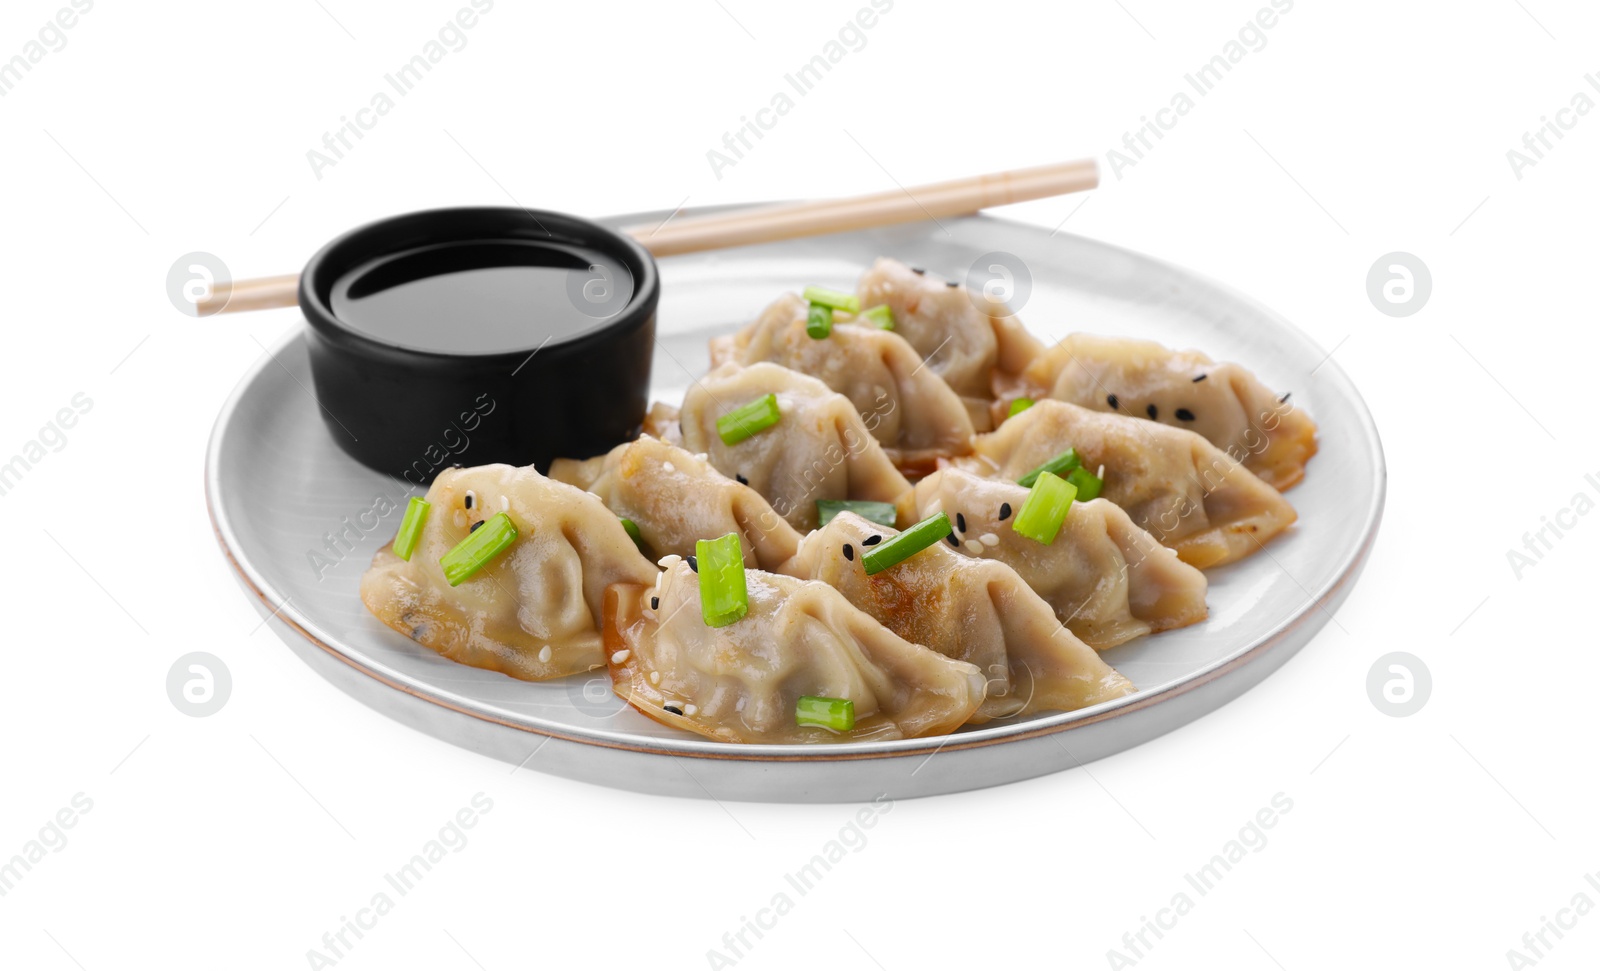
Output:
[{"left": 205, "top": 211, "right": 1387, "bottom": 762}]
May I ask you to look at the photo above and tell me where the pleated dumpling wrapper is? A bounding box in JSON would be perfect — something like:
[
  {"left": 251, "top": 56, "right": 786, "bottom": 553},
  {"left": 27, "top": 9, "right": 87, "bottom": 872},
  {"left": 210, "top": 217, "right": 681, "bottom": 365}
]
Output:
[
  {"left": 360, "top": 464, "right": 658, "bottom": 681},
  {"left": 955, "top": 400, "right": 1297, "bottom": 569},
  {"left": 855, "top": 257, "right": 1043, "bottom": 430},
  {"left": 549, "top": 435, "right": 802, "bottom": 572},
  {"left": 779, "top": 512, "right": 1135, "bottom": 721},
  {"left": 603, "top": 559, "right": 987, "bottom": 743},
  {"left": 906, "top": 468, "right": 1209, "bottom": 650},
  {"left": 707, "top": 292, "right": 975, "bottom": 474},
  {"left": 1006, "top": 333, "right": 1317, "bottom": 491},
  {"left": 679, "top": 362, "right": 912, "bottom": 532}
]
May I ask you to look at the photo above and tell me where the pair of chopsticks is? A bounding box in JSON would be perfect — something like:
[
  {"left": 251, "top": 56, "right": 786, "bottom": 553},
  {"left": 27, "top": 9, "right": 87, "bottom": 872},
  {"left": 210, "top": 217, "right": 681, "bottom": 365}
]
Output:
[{"left": 195, "top": 157, "right": 1098, "bottom": 316}]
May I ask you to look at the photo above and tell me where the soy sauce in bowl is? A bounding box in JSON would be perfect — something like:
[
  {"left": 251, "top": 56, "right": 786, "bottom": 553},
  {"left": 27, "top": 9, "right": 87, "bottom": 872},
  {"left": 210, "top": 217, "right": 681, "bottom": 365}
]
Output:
[
  {"left": 299, "top": 207, "right": 658, "bottom": 481},
  {"left": 330, "top": 239, "right": 636, "bottom": 355}
]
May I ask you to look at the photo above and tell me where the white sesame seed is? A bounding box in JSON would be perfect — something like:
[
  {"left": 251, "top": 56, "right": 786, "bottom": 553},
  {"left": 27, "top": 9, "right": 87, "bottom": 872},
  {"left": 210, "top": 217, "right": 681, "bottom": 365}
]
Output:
[
  {"left": 685, "top": 704, "right": 698, "bottom": 716},
  {"left": 649, "top": 671, "right": 661, "bottom": 685},
  {"left": 500, "top": 495, "right": 510, "bottom": 512},
  {"left": 537, "top": 646, "right": 552, "bottom": 664},
  {"left": 965, "top": 539, "right": 984, "bottom": 555},
  {"left": 453, "top": 509, "right": 467, "bottom": 528},
  {"left": 979, "top": 532, "right": 1000, "bottom": 547},
  {"left": 663, "top": 461, "right": 675, "bottom": 473},
  {"left": 1097, "top": 464, "right": 1105, "bottom": 478},
  {"left": 658, "top": 554, "right": 682, "bottom": 569},
  {"left": 611, "top": 649, "right": 631, "bottom": 664}
]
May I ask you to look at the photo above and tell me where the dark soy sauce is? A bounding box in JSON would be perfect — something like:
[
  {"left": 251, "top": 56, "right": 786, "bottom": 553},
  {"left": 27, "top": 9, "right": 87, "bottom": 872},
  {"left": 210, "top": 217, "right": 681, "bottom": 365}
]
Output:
[{"left": 330, "top": 239, "right": 635, "bottom": 355}]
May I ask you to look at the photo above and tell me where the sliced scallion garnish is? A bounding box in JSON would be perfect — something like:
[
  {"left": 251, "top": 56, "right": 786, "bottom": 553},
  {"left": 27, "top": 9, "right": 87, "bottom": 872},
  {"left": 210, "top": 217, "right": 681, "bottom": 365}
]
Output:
[
  {"left": 620, "top": 517, "right": 646, "bottom": 551},
  {"left": 1007, "top": 397, "right": 1034, "bottom": 418},
  {"left": 439, "top": 512, "right": 518, "bottom": 586},
  {"left": 817, "top": 499, "right": 897, "bottom": 528},
  {"left": 861, "top": 511, "right": 951, "bottom": 575},
  {"left": 802, "top": 286, "right": 860, "bottom": 314},
  {"left": 1017, "top": 447, "right": 1081, "bottom": 488},
  {"left": 716, "top": 393, "right": 781, "bottom": 445},
  {"left": 795, "top": 695, "right": 855, "bottom": 732},
  {"left": 1012, "top": 471, "right": 1077, "bottom": 545},
  {"left": 696, "top": 532, "right": 748, "bottom": 627},
  {"left": 806, "top": 302, "right": 834, "bottom": 339},
  {"left": 393, "top": 497, "right": 430, "bottom": 561},
  {"left": 1066, "top": 466, "right": 1104, "bottom": 502},
  {"left": 861, "top": 304, "right": 895, "bottom": 330}
]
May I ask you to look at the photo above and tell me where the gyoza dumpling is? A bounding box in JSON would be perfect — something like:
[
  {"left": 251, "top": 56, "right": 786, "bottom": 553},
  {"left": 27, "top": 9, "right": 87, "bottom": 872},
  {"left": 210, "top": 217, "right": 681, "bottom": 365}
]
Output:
[
  {"left": 1006, "top": 333, "right": 1317, "bottom": 490},
  {"left": 779, "top": 512, "right": 1135, "bottom": 721},
  {"left": 603, "top": 560, "right": 986, "bottom": 743},
  {"left": 953, "top": 400, "right": 1297, "bottom": 569},
  {"left": 707, "top": 292, "right": 975, "bottom": 474},
  {"left": 678, "top": 362, "right": 911, "bottom": 532},
  {"left": 856, "top": 257, "right": 1044, "bottom": 428},
  {"left": 906, "top": 468, "right": 1209, "bottom": 650},
  {"left": 360, "top": 464, "right": 658, "bottom": 681},
  {"left": 549, "top": 435, "right": 802, "bottom": 571}
]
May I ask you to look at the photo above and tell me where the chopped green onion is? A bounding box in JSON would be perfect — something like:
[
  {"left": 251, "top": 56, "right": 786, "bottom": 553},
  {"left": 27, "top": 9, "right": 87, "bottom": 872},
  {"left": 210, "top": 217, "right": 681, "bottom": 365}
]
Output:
[
  {"left": 802, "top": 286, "right": 860, "bottom": 314},
  {"left": 1007, "top": 397, "right": 1035, "bottom": 418},
  {"left": 817, "top": 499, "right": 898, "bottom": 528},
  {"left": 619, "top": 517, "right": 646, "bottom": 551},
  {"left": 1017, "top": 447, "right": 1081, "bottom": 488},
  {"left": 861, "top": 512, "right": 951, "bottom": 575},
  {"left": 1012, "top": 471, "right": 1077, "bottom": 545},
  {"left": 861, "top": 304, "right": 895, "bottom": 330},
  {"left": 696, "top": 532, "right": 748, "bottom": 627},
  {"left": 716, "top": 393, "right": 781, "bottom": 445},
  {"left": 806, "top": 301, "right": 834, "bottom": 339},
  {"left": 393, "top": 497, "right": 431, "bottom": 561},
  {"left": 796, "top": 695, "right": 855, "bottom": 732},
  {"left": 1066, "top": 466, "right": 1104, "bottom": 501},
  {"left": 439, "top": 512, "right": 518, "bottom": 586}
]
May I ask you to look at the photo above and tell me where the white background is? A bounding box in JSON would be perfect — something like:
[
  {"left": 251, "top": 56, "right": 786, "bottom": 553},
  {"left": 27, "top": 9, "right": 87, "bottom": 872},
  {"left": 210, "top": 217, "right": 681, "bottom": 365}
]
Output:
[{"left": 2, "top": 0, "right": 1596, "bottom": 968}]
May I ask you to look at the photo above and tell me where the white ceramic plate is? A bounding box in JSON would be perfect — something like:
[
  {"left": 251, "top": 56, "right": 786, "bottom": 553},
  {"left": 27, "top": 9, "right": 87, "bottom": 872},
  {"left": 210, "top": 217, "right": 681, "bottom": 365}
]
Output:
[{"left": 207, "top": 212, "right": 1384, "bottom": 803}]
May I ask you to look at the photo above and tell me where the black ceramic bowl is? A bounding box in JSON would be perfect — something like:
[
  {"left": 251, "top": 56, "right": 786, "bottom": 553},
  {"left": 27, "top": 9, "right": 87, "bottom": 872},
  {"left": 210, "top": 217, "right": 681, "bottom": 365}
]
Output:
[{"left": 299, "top": 207, "right": 658, "bottom": 483}]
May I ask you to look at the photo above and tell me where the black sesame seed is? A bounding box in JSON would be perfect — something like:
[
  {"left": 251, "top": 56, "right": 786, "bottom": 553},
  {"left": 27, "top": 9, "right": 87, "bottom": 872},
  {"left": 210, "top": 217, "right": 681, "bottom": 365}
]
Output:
[
  {"left": 843, "top": 543, "right": 855, "bottom": 561},
  {"left": 911, "top": 266, "right": 926, "bottom": 275},
  {"left": 946, "top": 532, "right": 959, "bottom": 547},
  {"left": 863, "top": 534, "right": 882, "bottom": 546},
  {"left": 1107, "top": 394, "right": 1119, "bottom": 410},
  {"left": 1193, "top": 373, "right": 1207, "bottom": 383},
  {"left": 1146, "top": 404, "right": 1158, "bottom": 420},
  {"left": 1175, "top": 408, "right": 1195, "bottom": 421},
  {"left": 735, "top": 473, "right": 748, "bottom": 485},
  {"left": 945, "top": 280, "right": 959, "bottom": 288},
  {"left": 664, "top": 705, "right": 684, "bottom": 716},
  {"left": 464, "top": 493, "right": 473, "bottom": 509},
  {"left": 955, "top": 512, "right": 967, "bottom": 533},
  {"left": 686, "top": 555, "right": 698, "bottom": 573},
  {"left": 1279, "top": 391, "right": 1292, "bottom": 403},
  {"left": 650, "top": 596, "right": 659, "bottom": 610},
  {"left": 469, "top": 520, "right": 484, "bottom": 533},
  {"left": 999, "top": 502, "right": 1012, "bottom": 521}
]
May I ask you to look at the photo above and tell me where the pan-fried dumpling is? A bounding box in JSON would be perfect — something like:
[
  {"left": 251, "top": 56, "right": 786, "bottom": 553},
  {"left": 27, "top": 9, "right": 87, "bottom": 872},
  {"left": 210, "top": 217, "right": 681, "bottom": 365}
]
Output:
[
  {"left": 707, "top": 292, "right": 974, "bottom": 474},
  {"left": 678, "top": 362, "right": 912, "bottom": 532},
  {"left": 1006, "top": 333, "right": 1317, "bottom": 490},
  {"left": 779, "top": 512, "right": 1135, "bottom": 721},
  {"left": 603, "top": 560, "right": 986, "bottom": 743},
  {"left": 906, "top": 468, "right": 1209, "bottom": 650},
  {"left": 549, "top": 435, "right": 802, "bottom": 571},
  {"left": 360, "top": 464, "right": 659, "bottom": 680},
  {"left": 952, "top": 401, "right": 1296, "bottom": 569},
  {"left": 856, "top": 257, "right": 1043, "bottom": 428}
]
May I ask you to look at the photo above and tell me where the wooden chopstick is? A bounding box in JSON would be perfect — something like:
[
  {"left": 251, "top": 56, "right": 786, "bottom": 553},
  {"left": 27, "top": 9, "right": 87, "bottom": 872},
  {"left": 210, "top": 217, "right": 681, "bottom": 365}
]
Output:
[{"left": 193, "top": 158, "right": 1098, "bottom": 315}]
